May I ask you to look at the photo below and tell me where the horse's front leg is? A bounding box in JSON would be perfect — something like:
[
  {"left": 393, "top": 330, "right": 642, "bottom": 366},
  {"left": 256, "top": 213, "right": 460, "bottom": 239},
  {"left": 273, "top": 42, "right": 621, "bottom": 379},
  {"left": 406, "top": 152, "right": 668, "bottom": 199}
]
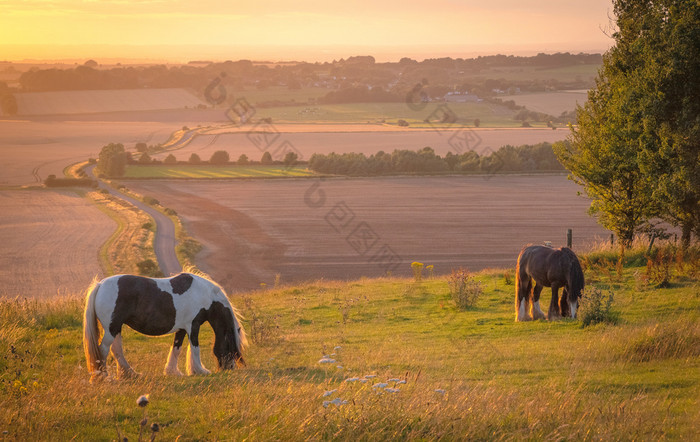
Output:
[
  {"left": 516, "top": 277, "right": 533, "bottom": 321},
  {"left": 186, "top": 323, "right": 211, "bottom": 375},
  {"left": 531, "top": 283, "right": 546, "bottom": 320},
  {"left": 110, "top": 334, "right": 139, "bottom": 378},
  {"left": 547, "top": 284, "right": 562, "bottom": 320},
  {"left": 164, "top": 329, "right": 187, "bottom": 376},
  {"left": 559, "top": 288, "right": 571, "bottom": 318}
]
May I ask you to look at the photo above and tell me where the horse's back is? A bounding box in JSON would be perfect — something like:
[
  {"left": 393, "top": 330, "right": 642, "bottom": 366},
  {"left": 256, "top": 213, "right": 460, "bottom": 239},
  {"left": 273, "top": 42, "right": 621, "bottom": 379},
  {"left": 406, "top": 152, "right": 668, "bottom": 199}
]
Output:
[
  {"left": 519, "top": 245, "right": 572, "bottom": 286},
  {"left": 93, "top": 273, "right": 218, "bottom": 337}
]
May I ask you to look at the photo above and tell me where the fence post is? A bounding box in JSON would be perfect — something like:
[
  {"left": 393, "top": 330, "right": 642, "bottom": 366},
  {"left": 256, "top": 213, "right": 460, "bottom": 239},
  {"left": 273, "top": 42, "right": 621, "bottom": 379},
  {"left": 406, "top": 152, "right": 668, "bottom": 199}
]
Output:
[{"left": 566, "top": 229, "right": 572, "bottom": 248}]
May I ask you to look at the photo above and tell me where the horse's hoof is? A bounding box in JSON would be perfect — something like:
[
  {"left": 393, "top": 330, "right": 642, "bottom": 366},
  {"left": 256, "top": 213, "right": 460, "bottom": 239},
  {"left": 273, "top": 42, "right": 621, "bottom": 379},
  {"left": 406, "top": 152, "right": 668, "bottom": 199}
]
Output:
[
  {"left": 117, "top": 369, "right": 140, "bottom": 379},
  {"left": 89, "top": 371, "right": 108, "bottom": 384}
]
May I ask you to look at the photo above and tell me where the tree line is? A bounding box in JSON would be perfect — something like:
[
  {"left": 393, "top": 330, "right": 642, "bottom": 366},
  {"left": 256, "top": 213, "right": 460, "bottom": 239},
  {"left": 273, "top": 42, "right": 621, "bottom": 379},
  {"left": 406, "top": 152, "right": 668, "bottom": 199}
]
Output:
[
  {"left": 96, "top": 144, "right": 300, "bottom": 178},
  {"left": 12, "top": 52, "right": 600, "bottom": 103},
  {"left": 308, "top": 143, "right": 565, "bottom": 176}
]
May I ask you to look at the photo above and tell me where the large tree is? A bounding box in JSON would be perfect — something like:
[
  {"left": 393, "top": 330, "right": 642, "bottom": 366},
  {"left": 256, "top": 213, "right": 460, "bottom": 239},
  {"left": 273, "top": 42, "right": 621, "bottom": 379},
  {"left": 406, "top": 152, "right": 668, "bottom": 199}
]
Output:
[
  {"left": 628, "top": 0, "right": 700, "bottom": 248},
  {"left": 97, "top": 143, "right": 127, "bottom": 177},
  {"left": 555, "top": 0, "right": 699, "bottom": 250}
]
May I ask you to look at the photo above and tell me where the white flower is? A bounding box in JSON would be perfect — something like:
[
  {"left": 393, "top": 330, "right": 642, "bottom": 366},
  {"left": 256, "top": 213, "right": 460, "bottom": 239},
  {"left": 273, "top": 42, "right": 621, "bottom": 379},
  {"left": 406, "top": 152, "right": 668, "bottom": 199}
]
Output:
[
  {"left": 360, "top": 379, "right": 368, "bottom": 383},
  {"left": 372, "top": 382, "right": 388, "bottom": 389},
  {"left": 396, "top": 380, "right": 407, "bottom": 385},
  {"left": 323, "top": 398, "right": 348, "bottom": 408},
  {"left": 318, "top": 357, "right": 336, "bottom": 364},
  {"left": 385, "top": 388, "right": 400, "bottom": 393},
  {"left": 364, "top": 374, "right": 377, "bottom": 379},
  {"left": 434, "top": 389, "right": 446, "bottom": 395},
  {"left": 345, "top": 377, "right": 360, "bottom": 382},
  {"left": 334, "top": 346, "right": 342, "bottom": 350},
  {"left": 322, "top": 389, "right": 337, "bottom": 397},
  {"left": 387, "top": 378, "right": 401, "bottom": 383}
]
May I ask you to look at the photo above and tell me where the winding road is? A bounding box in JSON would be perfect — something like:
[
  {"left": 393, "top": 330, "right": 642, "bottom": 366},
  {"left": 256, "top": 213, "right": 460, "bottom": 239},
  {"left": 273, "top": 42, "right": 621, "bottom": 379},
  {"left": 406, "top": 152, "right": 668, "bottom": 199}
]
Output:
[{"left": 87, "top": 165, "right": 182, "bottom": 276}]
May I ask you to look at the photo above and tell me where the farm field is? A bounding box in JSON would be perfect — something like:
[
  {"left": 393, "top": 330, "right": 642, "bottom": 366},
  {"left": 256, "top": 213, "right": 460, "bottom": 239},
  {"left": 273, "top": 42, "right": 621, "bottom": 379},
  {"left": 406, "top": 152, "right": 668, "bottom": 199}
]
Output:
[
  {"left": 152, "top": 127, "right": 569, "bottom": 164},
  {"left": 125, "top": 175, "right": 610, "bottom": 293},
  {"left": 124, "top": 164, "right": 316, "bottom": 179},
  {"left": 0, "top": 120, "right": 180, "bottom": 186},
  {"left": 0, "top": 118, "right": 569, "bottom": 187},
  {"left": 0, "top": 189, "right": 115, "bottom": 298},
  {"left": 244, "top": 101, "right": 518, "bottom": 126},
  {"left": 500, "top": 90, "right": 589, "bottom": 115},
  {"left": 9, "top": 88, "right": 206, "bottom": 116}
]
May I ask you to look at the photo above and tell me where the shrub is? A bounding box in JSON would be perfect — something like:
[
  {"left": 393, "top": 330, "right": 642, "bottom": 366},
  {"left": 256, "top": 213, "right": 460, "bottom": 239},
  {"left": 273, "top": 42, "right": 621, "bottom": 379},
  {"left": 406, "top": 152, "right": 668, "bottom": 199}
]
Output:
[
  {"left": 411, "top": 262, "right": 424, "bottom": 282},
  {"left": 577, "top": 287, "right": 618, "bottom": 327},
  {"left": 164, "top": 154, "right": 177, "bottom": 164},
  {"left": 448, "top": 268, "right": 482, "bottom": 310},
  {"left": 139, "top": 152, "right": 152, "bottom": 164},
  {"left": 44, "top": 176, "right": 97, "bottom": 188},
  {"left": 210, "top": 150, "right": 230, "bottom": 164},
  {"left": 137, "top": 259, "right": 162, "bottom": 277},
  {"left": 189, "top": 153, "right": 201, "bottom": 164},
  {"left": 142, "top": 196, "right": 160, "bottom": 206}
]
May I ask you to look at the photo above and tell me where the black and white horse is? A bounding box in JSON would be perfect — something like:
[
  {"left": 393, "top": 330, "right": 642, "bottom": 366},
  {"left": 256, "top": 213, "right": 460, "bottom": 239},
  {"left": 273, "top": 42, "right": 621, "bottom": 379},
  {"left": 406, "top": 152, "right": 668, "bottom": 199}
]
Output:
[
  {"left": 83, "top": 271, "right": 247, "bottom": 380},
  {"left": 515, "top": 245, "right": 585, "bottom": 321}
]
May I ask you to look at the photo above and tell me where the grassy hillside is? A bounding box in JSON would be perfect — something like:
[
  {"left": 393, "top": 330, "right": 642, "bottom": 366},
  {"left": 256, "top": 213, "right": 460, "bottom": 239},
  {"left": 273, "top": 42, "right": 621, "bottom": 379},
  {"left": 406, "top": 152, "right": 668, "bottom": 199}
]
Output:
[{"left": 1, "top": 249, "right": 698, "bottom": 440}]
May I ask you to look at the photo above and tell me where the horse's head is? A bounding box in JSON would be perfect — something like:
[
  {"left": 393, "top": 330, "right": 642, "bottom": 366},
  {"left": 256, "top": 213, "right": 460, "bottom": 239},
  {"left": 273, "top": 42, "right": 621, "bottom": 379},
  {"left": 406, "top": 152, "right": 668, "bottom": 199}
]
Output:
[{"left": 210, "top": 302, "right": 246, "bottom": 370}]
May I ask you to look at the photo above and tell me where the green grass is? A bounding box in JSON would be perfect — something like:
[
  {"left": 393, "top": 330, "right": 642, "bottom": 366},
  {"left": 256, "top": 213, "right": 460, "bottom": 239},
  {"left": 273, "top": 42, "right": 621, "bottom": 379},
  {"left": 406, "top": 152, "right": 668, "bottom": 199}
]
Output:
[
  {"left": 1, "top": 258, "right": 698, "bottom": 440},
  {"left": 249, "top": 101, "right": 518, "bottom": 127},
  {"left": 124, "top": 165, "right": 317, "bottom": 179}
]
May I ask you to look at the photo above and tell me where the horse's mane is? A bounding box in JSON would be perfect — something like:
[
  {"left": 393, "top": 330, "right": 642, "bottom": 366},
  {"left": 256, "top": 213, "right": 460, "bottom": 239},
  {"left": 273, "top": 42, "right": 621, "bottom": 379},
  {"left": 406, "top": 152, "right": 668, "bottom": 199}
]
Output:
[
  {"left": 181, "top": 266, "right": 248, "bottom": 349},
  {"left": 559, "top": 248, "right": 585, "bottom": 295}
]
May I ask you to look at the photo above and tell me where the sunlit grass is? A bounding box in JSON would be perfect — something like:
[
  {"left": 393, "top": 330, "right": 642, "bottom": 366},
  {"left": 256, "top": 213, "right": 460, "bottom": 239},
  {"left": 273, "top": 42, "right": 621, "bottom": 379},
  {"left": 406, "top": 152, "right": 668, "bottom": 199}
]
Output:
[{"left": 1, "top": 264, "right": 698, "bottom": 440}]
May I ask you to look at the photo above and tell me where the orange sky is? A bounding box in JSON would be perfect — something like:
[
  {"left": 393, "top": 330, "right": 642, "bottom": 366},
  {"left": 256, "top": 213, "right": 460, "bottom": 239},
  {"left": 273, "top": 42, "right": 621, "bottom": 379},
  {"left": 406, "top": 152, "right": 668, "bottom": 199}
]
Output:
[{"left": 0, "top": 0, "right": 615, "bottom": 62}]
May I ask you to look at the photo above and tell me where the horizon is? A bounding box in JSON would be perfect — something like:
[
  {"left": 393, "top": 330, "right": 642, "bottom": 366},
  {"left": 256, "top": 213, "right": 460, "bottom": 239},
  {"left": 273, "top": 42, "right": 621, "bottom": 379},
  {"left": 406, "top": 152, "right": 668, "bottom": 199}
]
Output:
[
  {"left": 0, "top": 44, "right": 609, "bottom": 65},
  {"left": 0, "top": 1, "right": 614, "bottom": 64}
]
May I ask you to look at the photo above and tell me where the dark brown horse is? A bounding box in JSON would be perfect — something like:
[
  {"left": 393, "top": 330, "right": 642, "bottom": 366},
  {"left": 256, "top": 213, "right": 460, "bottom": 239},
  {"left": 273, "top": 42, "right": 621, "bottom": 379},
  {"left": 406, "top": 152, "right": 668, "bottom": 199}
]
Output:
[{"left": 514, "top": 245, "right": 584, "bottom": 321}]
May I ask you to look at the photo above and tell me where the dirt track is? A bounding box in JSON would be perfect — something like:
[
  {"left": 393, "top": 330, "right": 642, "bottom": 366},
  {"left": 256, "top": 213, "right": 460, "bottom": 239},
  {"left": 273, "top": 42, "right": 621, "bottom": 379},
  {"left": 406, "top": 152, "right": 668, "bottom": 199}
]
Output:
[{"left": 127, "top": 175, "right": 610, "bottom": 293}]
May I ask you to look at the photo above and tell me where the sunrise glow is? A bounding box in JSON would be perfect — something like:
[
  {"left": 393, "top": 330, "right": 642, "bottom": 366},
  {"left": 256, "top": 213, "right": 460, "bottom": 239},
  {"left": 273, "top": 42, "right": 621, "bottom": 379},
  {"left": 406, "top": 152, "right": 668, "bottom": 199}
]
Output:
[{"left": 0, "top": 0, "right": 614, "bottom": 62}]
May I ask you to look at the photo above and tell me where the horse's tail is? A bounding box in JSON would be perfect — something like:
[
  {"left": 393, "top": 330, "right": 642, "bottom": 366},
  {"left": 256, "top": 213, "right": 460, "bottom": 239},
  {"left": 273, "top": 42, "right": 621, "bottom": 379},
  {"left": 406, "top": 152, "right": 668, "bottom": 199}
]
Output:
[
  {"left": 83, "top": 278, "right": 104, "bottom": 375},
  {"left": 514, "top": 247, "right": 526, "bottom": 320}
]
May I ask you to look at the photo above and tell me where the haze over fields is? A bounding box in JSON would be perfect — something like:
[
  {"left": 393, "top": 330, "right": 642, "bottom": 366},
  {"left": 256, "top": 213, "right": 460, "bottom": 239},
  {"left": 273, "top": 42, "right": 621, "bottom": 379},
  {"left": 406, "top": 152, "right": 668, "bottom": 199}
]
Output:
[{"left": 0, "top": 0, "right": 620, "bottom": 297}]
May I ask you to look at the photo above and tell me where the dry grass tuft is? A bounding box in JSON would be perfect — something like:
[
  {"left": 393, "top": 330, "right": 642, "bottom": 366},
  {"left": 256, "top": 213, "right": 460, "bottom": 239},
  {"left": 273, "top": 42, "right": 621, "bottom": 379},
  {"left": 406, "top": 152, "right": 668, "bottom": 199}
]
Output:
[{"left": 623, "top": 319, "right": 700, "bottom": 362}]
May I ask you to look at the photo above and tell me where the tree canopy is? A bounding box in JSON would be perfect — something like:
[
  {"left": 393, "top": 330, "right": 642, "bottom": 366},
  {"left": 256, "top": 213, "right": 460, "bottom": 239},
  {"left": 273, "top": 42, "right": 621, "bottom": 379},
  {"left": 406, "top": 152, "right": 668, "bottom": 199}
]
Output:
[{"left": 555, "top": 0, "right": 699, "bottom": 249}]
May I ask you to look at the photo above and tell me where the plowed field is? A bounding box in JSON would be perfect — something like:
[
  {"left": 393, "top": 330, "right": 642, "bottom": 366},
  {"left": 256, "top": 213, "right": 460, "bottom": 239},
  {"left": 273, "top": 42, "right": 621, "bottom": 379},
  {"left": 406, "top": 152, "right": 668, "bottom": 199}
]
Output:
[
  {"left": 127, "top": 175, "right": 609, "bottom": 293},
  {"left": 0, "top": 190, "right": 116, "bottom": 298}
]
